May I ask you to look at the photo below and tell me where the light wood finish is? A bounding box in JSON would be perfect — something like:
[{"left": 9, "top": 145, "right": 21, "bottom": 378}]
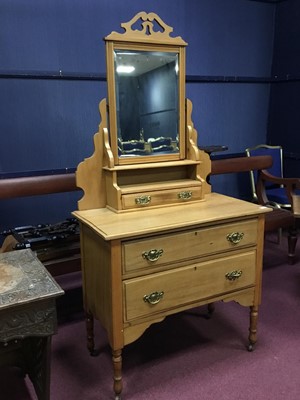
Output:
[
  {"left": 76, "top": 99, "right": 107, "bottom": 211},
  {"left": 0, "top": 235, "right": 18, "bottom": 253},
  {"left": 0, "top": 155, "right": 271, "bottom": 201},
  {"left": 121, "top": 182, "right": 202, "bottom": 210},
  {"left": 292, "top": 194, "right": 300, "bottom": 216},
  {"left": 73, "top": 12, "right": 271, "bottom": 399},
  {"left": 122, "top": 218, "right": 257, "bottom": 275},
  {"left": 73, "top": 194, "right": 270, "bottom": 398},
  {"left": 74, "top": 11, "right": 209, "bottom": 213},
  {"left": 124, "top": 250, "right": 256, "bottom": 321},
  {"left": 0, "top": 155, "right": 271, "bottom": 200},
  {"left": 74, "top": 193, "right": 268, "bottom": 239},
  {"left": 105, "top": 11, "right": 187, "bottom": 165},
  {"left": 77, "top": 100, "right": 210, "bottom": 212},
  {"left": 76, "top": 100, "right": 209, "bottom": 213}
]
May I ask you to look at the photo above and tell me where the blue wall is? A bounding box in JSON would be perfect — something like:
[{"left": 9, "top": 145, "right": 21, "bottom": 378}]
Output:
[
  {"left": 268, "top": 0, "right": 300, "bottom": 177},
  {"left": 0, "top": 0, "right": 276, "bottom": 232}
]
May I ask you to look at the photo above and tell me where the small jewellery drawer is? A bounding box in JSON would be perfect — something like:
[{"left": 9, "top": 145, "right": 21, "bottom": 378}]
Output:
[
  {"left": 121, "top": 186, "right": 202, "bottom": 210},
  {"left": 123, "top": 251, "right": 256, "bottom": 321},
  {"left": 122, "top": 219, "right": 257, "bottom": 274}
]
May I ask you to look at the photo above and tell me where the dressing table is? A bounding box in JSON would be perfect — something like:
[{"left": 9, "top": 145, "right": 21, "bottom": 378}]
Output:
[{"left": 73, "top": 12, "right": 270, "bottom": 399}]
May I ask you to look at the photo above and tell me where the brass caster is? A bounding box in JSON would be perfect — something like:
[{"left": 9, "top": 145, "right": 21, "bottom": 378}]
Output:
[
  {"left": 89, "top": 348, "right": 100, "bottom": 357},
  {"left": 247, "top": 343, "right": 255, "bottom": 352}
]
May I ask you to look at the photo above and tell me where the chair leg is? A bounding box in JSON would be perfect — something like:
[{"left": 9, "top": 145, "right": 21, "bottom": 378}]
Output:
[
  {"left": 277, "top": 228, "right": 282, "bottom": 244},
  {"left": 287, "top": 226, "right": 297, "bottom": 265}
]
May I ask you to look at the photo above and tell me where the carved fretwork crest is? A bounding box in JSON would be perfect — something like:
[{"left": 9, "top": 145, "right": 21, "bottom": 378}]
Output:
[{"left": 106, "top": 11, "right": 187, "bottom": 45}]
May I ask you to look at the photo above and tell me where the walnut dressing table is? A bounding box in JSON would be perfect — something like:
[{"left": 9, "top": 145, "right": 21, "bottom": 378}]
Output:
[{"left": 73, "top": 12, "right": 270, "bottom": 399}]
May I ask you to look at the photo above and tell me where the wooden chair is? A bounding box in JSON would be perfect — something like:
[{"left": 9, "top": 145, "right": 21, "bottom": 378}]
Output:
[
  {"left": 211, "top": 155, "right": 299, "bottom": 264},
  {"left": 245, "top": 144, "right": 290, "bottom": 208},
  {"left": 255, "top": 168, "right": 300, "bottom": 263}
]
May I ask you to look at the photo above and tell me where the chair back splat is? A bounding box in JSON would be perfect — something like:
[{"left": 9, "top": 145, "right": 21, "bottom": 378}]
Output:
[{"left": 245, "top": 144, "right": 289, "bottom": 208}]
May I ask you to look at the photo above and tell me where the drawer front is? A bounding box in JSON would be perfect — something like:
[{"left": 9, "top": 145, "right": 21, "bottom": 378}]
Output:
[
  {"left": 122, "top": 186, "right": 202, "bottom": 210},
  {"left": 122, "top": 219, "right": 257, "bottom": 274},
  {"left": 124, "top": 251, "right": 256, "bottom": 321}
]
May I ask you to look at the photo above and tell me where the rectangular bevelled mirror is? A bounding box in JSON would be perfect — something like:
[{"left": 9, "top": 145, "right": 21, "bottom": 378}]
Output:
[
  {"left": 114, "top": 49, "right": 179, "bottom": 156},
  {"left": 105, "top": 12, "right": 187, "bottom": 165}
]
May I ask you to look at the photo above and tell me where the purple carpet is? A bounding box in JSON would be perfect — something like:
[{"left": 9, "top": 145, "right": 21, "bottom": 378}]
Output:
[{"left": 1, "top": 232, "right": 300, "bottom": 400}]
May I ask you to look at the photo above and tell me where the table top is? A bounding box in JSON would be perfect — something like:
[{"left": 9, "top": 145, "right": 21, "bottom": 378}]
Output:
[
  {"left": 73, "top": 192, "right": 270, "bottom": 241},
  {"left": 0, "top": 249, "right": 64, "bottom": 311}
]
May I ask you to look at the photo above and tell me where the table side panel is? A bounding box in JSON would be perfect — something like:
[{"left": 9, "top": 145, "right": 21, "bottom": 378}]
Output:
[
  {"left": 80, "top": 224, "right": 123, "bottom": 349},
  {"left": 253, "top": 214, "right": 265, "bottom": 305},
  {"left": 0, "top": 299, "right": 57, "bottom": 342}
]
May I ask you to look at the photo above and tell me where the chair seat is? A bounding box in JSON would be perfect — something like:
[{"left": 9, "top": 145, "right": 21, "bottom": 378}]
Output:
[{"left": 266, "top": 187, "right": 290, "bottom": 206}]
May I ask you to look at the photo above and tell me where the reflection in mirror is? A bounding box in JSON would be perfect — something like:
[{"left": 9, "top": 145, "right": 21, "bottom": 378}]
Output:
[{"left": 114, "top": 50, "right": 179, "bottom": 157}]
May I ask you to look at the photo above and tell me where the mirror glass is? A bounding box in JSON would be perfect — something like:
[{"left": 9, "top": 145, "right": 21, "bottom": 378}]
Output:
[{"left": 114, "top": 50, "right": 179, "bottom": 157}]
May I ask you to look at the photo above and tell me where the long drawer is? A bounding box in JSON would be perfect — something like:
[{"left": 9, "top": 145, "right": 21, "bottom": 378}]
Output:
[
  {"left": 121, "top": 185, "right": 203, "bottom": 210},
  {"left": 123, "top": 250, "right": 256, "bottom": 321},
  {"left": 122, "top": 219, "right": 257, "bottom": 274}
]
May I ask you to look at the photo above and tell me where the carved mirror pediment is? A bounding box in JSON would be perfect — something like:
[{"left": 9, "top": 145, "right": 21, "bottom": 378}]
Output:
[{"left": 105, "top": 12, "right": 187, "bottom": 165}]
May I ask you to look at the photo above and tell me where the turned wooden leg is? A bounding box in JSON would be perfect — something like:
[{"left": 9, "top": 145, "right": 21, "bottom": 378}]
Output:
[
  {"left": 248, "top": 305, "right": 258, "bottom": 352},
  {"left": 85, "top": 311, "right": 99, "bottom": 356},
  {"left": 112, "top": 349, "right": 123, "bottom": 400}
]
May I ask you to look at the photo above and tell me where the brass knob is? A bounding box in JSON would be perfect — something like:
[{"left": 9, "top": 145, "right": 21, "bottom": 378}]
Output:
[
  {"left": 143, "top": 291, "right": 164, "bottom": 305},
  {"left": 135, "top": 195, "right": 151, "bottom": 206},
  {"left": 142, "top": 249, "right": 163, "bottom": 262},
  {"left": 225, "top": 270, "right": 243, "bottom": 281},
  {"left": 178, "top": 191, "right": 192, "bottom": 200},
  {"left": 226, "top": 232, "right": 244, "bottom": 244}
]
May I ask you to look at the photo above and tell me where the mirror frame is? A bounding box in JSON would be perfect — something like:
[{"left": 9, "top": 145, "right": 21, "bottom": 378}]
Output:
[{"left": 105, "top": 12, "right": 187, "bottom": 165}]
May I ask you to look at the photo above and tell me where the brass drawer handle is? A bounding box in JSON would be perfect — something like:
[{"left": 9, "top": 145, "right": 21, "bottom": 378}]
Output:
[
  {"left": 227, "top": 232, "right": 244, "bottom": 244},
  {"left": 142, "top": 249, "right": 164, "bottom": 262},
  {"left": 143, "top": 291, "right": 164, "bottom": 305},
  {"left": 178, "top": 191, "right": 192, "bottom": 200},
  {"left": 135, "top": 195, "right": 151, "bottom": 206},
  {"left": 225, "top": 270, "right": 243, "bottom": 281}
]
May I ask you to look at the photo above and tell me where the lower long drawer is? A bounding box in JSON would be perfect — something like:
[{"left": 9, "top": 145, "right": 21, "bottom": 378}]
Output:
[{"left": 123, "top": 250, "right": 256, "bottom": 321}]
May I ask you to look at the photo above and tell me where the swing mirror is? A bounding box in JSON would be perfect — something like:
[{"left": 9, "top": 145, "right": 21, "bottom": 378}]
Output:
[{"left": 105, "top": 12, "right": 187, "bottom": 164}]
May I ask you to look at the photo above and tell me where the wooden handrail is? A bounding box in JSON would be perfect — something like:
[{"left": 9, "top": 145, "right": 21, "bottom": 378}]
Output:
[
  {"left": 0, "top": 155, "right": 273, "bottom": 200},
  {"left": 211, "top": 155, "right": 273, "bottom": 175},
  {"left": 0, "top": 173, "right": 79, "bottom": 199}
]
